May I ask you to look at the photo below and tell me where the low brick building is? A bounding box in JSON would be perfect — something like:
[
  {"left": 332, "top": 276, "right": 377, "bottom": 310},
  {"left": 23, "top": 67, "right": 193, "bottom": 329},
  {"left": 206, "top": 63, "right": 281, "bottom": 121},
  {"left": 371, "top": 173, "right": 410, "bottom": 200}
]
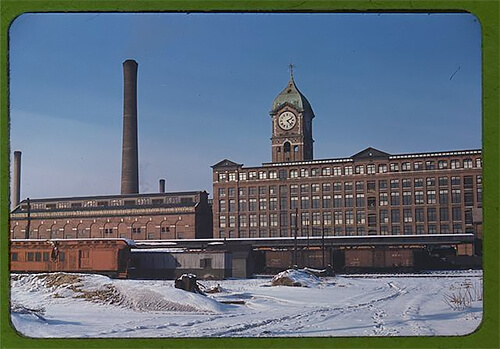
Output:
[{"left": 10, "top": 191, "right": 212, "bottom": 241}]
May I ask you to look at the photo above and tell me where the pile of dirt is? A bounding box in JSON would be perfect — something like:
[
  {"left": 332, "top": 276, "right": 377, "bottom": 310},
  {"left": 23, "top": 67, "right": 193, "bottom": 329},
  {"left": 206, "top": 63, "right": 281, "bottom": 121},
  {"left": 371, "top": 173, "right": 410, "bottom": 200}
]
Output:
[
  {"left": 73, "top": 284, "right": 125, "bottom": 306},
  {"left": 270, "top": 269, "right": 322, "bottom": 287},
  {"left": 43, "top": 273, "right": 82, "bottom": 288}
]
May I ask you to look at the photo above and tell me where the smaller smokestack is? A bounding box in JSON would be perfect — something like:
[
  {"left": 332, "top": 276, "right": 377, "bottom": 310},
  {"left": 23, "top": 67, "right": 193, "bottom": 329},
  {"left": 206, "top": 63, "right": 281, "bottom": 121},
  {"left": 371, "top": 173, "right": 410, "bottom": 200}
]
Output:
[
  {"left": 12, "top": 151, "right": 22, "bottom": 208},
  {"left": 159, "top": 179, "right": 166, "bottom": 193}
]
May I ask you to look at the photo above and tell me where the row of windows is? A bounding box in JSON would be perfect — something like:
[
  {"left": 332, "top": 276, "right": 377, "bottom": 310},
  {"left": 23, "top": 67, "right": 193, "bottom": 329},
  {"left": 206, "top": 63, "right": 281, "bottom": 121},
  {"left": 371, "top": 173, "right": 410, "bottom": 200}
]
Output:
[
  {"left": 21, "top": 196, "right": 195, "bottom": 211},
  {"left": 218, "top": 188, "right": 481, "bottom": 212},
  {"left": 218, "top": 224, "right": 471, "bottom": 238},
  {"left": 218, "top": 207, "right": 476, "bottom": 228},
  {"left": 216, "top": 158, "right": 482, "bottom": 182},
  {"left": 11, "top": 251, "right": 65, "bottom": 262},
  {"left": 217, "top": 175, "right": 482, "bottom": 198}
]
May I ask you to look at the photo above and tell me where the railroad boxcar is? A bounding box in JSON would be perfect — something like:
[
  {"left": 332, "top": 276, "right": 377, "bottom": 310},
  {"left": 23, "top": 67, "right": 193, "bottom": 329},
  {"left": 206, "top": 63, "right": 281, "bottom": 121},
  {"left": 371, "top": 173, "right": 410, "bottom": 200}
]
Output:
[
  {"left": 10, "top": 239, "right": 134, "bottom": 278},
  {"left": 264, "top": 249, "right": 332, "bottom": 273},
  {"left": 344, "top": 248, "right": 414, "bottom": 272}
]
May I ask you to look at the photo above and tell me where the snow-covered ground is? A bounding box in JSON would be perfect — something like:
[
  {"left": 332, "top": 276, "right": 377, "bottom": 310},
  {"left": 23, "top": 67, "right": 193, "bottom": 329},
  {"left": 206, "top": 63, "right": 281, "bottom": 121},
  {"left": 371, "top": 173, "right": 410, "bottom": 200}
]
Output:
[{"left": 10, "top": 270, "right": 482, "bottom": 338}]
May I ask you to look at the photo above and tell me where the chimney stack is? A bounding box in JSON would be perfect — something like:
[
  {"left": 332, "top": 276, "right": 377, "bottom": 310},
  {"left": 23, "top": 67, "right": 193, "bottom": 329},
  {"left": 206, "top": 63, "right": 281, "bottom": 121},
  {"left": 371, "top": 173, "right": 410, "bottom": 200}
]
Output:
[
  {"left": 159, "top": 179, "right": 166, "bottom": 193},
  {"left": 12, "top": 151, "right": 21, "bottom": 208},
  {"left": 121, "top": 60, "right": 139, "bottom": 194}
]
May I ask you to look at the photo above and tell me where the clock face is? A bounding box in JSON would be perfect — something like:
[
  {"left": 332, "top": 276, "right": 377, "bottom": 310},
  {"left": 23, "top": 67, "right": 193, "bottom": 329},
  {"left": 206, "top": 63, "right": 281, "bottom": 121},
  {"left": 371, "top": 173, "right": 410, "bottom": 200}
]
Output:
[{"left": 278, "top": 111, "right": 297, "bottom": 130}]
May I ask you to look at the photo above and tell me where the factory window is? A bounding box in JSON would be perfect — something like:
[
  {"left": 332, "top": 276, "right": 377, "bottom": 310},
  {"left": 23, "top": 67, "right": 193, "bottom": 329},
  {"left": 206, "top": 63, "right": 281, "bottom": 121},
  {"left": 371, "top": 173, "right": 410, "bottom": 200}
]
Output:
[
  {"left": 391, "top": 209, "right": 400, "bottom": 223},
  {"left": 403, "top": 209, "right": 413, "bottom": 223},
  {"left": 259, "top": 186, "right": 266, "bottom": 195},
  {"left": 403, "top": 225, "right": 412, "bottom": 235},
  {"left": 311, "top": 168, "right": 320, "bottom": 176},
  {"left": 334, "top": 211, "right": 343, "bottom": 225},
  {"left": 333, "top": 167, "right": 342, "bottom": 176},
  {"left": 269, "top": 197, "right": 278, "bottom": 210},
  {"left": 403, "top": 192, "right": 412, "bottom": 205},
  {"left": 312, "top": 196, "right": 321, "bottom": 209},
  {"left": 427, "top": 190, "right": 437, "bottom": 204},
  {"left": 248, "top": 171, "right": 257, "bottom": 180},
  {"left": 344, "top": 182, "right": 353, "bottom": 191},
  {"left": 440, "top": 207, "right": 449, "bottom": 221},
  {"left": 161, "top": 227, "right": 170, "bottom": 233},
  {"left": 249, "top": 215, "right": 257, "bottom": 227},
  {"left": 259, "top": 214, "right": 267, "bottom": 227},
  {"left": 104, "top": 228, "right": 113, "bottom": 235},
  {"left": 239, "top": 172, "right": 247, "bottom": 181},
  {"left": 323, "top": 212, "right": 332, "bottom": 225},
  {"left": 269, "top": 186, "right": 277, "bottom": 195},
  {"left": 344, "top": 166, "right": 353, "bottom": 175},
  {"left": 290, "top": 197, "right": 298, "bottom": 209},
  {"left": 290, "top": 169, "right": 299, "bottom": 178},
  {"left": 414, "top": 178, "right": 423, "bottom": 188},
  {"left": 249, "top": 187, "right": 257, "bottom": 196},
  {"left": 301, "top": 196, "right": 310, "bottom": 209},
  {"left": 451, "top": 189, "right": 461, "bottom": 204},
  {"left": 259, "top": 198, "right": 267, "bottom": 210},
  {"left": 355, "top": 181, "right": 364, "bottom": 191},
  {"left": 46, "top": 203, "right": 56, "bottom": 209},
  {"left": 218, "top": 173, "right": 227, "bottom": 182},
  {"left": 464, "top": 176, "right": 473, "bottom": 189},
  {"left": 379, "top": 180, "right": 387, "bottom": 190},
  {"left": 438, "top": 160, "right": 448, "bottom": 169},
  {"left": 427, "top": 225, "right": 437, "bottom": 234},
  {"left": 219, "top": 200, "right": 226, "bottom": 212},
  {"left": 464, "top": 192, "right": 474, "bottom": 207},
  {"left": 414, "top": 191, "right": 424, "bottom": 205},
  {"left": 345, "top": 194, "right": 353, "bottom": 208},
  {"left": 355, "top": 165, "right": 364, "bottom": 175},
  {"left": 477, "top": 188, "right": 482, "bottom": 207},
  {"left": 238, "top": 199, "right": 247, "bottom": 211},
  {"left": 438, "top": 177, "right": 448, "bottom": 187},
  {"left": 391, "top": 226, "right": 400, "bottom": 235},
  {"left": 322, "top": 183, "right": 331, "bottom": 192},
  {"left": 368, "top": 213, "right": 376, "bottom": 226},
  {"left": 248, "top": 199, "right": 257, "bottom": 211},
  {"left": 427, "top": 208, "right": 437, "bottom": 222},
  {"left": 439, "top": 190, "right": 449, "bottom": 205},
  {"left": 322, "top": 195, "right": 332, "bottom": 208},
  {"left": 300, "top": 168, "right": 309, "bottom": 177},
  {"left": 380, "top": 226, "right": 389, "bottom": 235},
  {"left": 367, "top": 181, "right": 376, "bottom": 191},
  {"left": 229, "top": 216, "right": 236, "bottom": 228},
  {"left": 219, "top": 216, "right": 226, "bottom": 228},
  {"left": 367, "top": 197, "right": 376, "bottom": 208},
  {"left": 425, "top": 161, "right": 435, "bottom": 170},
  {"left": 463, "top": 158, "right": 473, "bottom": 169},
  {"left": 390, "top": 179, "right": 399, "bottom": 189},
  {"left": 218, "top": 188, "right": 226, "bottom": 197},
  {"left": 416, "top": 225, "right": 425, "bottom": 234},
  {"left": 475, "top": 158, "right": 482, "bottom": 168},
  {"left": 451, "top": 207, "right": 462, "bottom": 221},
  {"left": 322, "top": 167, "right": 332, "bottom": 176},
  {"left": 258, "top": 171, "right": 267, "bottom": 180},
  {"left": 132, "top": 227, "right": 142, "bottom": 234},
  {"left": 453, "top": 224, "right": 463, "bottom": 233},
  {"left": 311, "top": 183, "right": 320, "bottom": 193},
  {"left": 240, "top": 230, "right": 248, "bottom": 238},
  {"left": 312, "top": 212, "right": 321, "bottom": 226},
  {"left": 378, "top": 164, "right": 388, "bottom": 173},
  {"left": 345, "top": 211, "right": 354, "bottom": 225},
  {"left": 301, "top": 184, "right": 309, "bottom": 193},
  {"left": 426, "top": 177, "right": 436, "bottom": 187},
  {"left": 333, "top": 182, "right": 342, "bottom": 191},
  {"left": 239, "top": 215, "right": 247, "bottom": 228},
  {"left": 401, "top": 162, "right": 411, "bottom": 171},
  {"left": 301, "top": 212, "right": 310, "bottom": 226},
  {"left": 450, "top": 159, "right": 461, "bottom": 169},
  {"left": 333, "top": 195, "right": 342, "bottom": 208},
  {"left": 279, "top": 170, "right": 287, "bottom": 180},
  {"left": 390, "top": 192, "right": 400, "bottom": 206},
  {"left": 451, "top": 176, "right": 461, "bottom": 186},
  {"left": 356, "top": 210, "right": 365, "bottom": 224},
  {"left": 269, "top": 170, "right": 277, "bottom": 179},
  {"left": 440, "top": 225, "right": 450, "bottom": 234},
  {"left": 367, "top": 164, "right": 375, "bottom": 174},
  {"left": 280, "top": 212, "right": 288, "bottom": 227},
  {"left": 379, "top": 193, "right": 388, "bottom": 206},
  {"left": 152, "top": 199, "right": 163, "bottom": 205},
  {"left": 356, "top": 193, "right": 365, "bottom": 207},
  {"left": 414, "top": 161, "right": 423, "bottom": 171},
  {"left": 402, "top": 179, "right": 411, "bottom": 188},
  {"left": 389, "top": 163, "right": 399, "bottom": 172},
  {"left": 124, "top": 200, "right": 136, "bottom": 206},
  {"left": 71, "top": 202, "right": 82, "bottom": 208},
  {"left": 228, "top": 188, "right": 235, "bottom": 197}
]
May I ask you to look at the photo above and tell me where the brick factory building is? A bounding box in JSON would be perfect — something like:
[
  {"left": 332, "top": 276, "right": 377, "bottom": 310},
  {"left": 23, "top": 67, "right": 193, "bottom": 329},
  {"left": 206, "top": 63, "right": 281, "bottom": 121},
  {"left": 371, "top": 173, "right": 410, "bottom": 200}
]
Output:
[
  {"left": 212, "top": 73, "right": 482, "bottom": 256},
  {"left": 10, "top": 191, "right": 212, "bottom": 240}
]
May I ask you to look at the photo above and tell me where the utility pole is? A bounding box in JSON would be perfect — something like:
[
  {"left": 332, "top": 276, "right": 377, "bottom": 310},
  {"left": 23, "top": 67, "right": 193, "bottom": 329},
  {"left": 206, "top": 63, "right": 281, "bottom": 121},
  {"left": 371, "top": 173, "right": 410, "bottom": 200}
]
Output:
[
  {"left": 322, "top": 221, "right": 325, "bottom": 268},
  {"left": 294, "top": 207, "right": 298, "bottom": 267}
]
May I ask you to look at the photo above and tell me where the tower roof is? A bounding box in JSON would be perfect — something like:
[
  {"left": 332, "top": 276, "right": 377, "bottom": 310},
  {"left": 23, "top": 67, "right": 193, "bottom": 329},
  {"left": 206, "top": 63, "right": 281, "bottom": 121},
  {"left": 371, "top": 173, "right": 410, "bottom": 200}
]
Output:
[{"left": 270, "top": 74, "right": 314, "bottom": 116}]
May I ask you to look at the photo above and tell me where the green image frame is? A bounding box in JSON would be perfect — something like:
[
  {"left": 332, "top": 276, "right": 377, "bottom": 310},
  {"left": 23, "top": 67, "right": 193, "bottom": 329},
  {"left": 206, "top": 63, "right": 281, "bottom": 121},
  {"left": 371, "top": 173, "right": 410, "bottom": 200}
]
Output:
[{"left": 0, "top": 1, "right": 498, "bottom": 348}]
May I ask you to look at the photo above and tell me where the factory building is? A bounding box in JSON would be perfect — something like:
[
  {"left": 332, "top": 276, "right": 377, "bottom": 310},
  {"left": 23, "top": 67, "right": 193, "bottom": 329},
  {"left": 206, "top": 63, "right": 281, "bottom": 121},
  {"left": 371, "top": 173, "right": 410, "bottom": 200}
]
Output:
[
  {"left": 9, "top": 59, "right": 212, "bottom": 241},
  {"left": 212, "top": 72, "right": 482, "bottom": 256}
]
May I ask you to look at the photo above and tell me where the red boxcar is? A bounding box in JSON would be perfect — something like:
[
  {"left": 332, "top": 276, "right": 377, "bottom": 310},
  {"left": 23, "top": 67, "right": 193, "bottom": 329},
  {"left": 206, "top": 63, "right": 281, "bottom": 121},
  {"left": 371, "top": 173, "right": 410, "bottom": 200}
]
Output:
[{"left": 10, "top": 239, "right": 134, "bottom": 278}]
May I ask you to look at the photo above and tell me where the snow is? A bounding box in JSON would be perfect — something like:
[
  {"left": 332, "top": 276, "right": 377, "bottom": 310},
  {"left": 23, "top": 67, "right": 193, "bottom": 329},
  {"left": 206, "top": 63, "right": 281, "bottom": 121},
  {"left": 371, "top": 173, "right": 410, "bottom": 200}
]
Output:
[{"left": 10, "top": 270, "right": 483, "bottom": 338}]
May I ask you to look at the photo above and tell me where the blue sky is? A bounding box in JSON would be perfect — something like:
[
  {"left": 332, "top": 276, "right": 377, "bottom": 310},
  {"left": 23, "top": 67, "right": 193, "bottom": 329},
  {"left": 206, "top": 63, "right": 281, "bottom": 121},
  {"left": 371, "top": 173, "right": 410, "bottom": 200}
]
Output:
[{"left": 9, "top": 13, "right": 481, "bottom": 200}]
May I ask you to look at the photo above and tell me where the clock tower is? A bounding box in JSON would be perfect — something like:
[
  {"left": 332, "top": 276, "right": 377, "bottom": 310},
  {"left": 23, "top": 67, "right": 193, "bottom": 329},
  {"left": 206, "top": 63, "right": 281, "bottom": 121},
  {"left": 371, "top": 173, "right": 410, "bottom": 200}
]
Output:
[{"left": 270, "top": 68, "right": 315, "bottom": 163}]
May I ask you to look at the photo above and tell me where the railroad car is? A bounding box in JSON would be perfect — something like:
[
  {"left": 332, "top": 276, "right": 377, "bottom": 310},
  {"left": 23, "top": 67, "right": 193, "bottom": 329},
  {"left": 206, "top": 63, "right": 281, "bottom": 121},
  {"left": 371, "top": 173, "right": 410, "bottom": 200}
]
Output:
[
  {"left": 344, "top": 248, "right": 414, "bottom": 272},
  {"left": 264, "top": 249, "right": 332, "bottom": 273},
  {"left": 10, "top": 239, "right": 134, "bottom": 278}
]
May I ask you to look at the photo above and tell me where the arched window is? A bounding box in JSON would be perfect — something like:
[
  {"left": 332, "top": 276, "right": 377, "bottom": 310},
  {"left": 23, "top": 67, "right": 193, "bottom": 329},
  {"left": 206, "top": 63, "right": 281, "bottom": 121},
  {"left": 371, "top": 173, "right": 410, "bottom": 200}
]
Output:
[{"left": 284, "top": 142, "right": 291, "bottom": 153}]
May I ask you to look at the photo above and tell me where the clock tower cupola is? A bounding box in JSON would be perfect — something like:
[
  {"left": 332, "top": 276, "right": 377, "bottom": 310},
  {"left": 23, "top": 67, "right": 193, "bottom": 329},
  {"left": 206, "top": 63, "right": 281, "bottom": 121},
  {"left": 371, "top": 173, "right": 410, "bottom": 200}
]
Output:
[{"left": 270, "top": 65, "right": 315, "bottom": 163}]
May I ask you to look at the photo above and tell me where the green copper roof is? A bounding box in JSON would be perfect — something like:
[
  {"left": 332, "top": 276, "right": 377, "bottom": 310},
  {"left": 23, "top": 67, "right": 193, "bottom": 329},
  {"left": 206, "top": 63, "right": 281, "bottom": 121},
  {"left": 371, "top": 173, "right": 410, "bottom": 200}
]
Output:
[{"left": 271, "top": 75, "right": 314, "bottom": 116}]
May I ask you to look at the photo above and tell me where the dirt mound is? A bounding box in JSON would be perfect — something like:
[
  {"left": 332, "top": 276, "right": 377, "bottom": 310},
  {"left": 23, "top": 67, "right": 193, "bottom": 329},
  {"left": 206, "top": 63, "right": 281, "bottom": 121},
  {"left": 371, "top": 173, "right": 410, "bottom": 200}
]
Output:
[
  {"left": 43, "top": 273, "right": 82, "bottom": 288},
  {"left": 271, "top": 269, "right": 322, "bottom": 287}
]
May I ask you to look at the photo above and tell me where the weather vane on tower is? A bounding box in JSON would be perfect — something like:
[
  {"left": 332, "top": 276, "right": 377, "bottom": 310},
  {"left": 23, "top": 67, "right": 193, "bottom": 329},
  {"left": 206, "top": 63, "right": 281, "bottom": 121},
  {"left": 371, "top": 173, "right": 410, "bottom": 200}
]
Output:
[{"left": 289, "top": 62, "right": 295, "bottom": 79}]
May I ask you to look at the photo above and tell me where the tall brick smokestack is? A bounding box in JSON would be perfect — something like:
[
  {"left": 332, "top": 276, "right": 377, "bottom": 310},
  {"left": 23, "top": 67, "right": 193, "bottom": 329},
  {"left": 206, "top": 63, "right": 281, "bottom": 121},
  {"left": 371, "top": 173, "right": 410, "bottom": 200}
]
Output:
[
  {"left": 12, "top": 151, "right": 21, "bottom": 208},
  {"left": 121, "top": 60, "right": 139, "bottom": 194}
]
